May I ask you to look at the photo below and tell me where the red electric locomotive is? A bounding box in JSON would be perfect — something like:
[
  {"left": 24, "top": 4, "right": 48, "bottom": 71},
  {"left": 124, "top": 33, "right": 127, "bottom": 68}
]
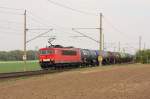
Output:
[{"left": 39, "top": 46, "right": 82, "bottom": 69}]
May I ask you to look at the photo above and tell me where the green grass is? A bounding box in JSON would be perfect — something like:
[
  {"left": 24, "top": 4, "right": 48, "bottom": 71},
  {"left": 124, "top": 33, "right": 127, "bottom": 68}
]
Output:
[{"left": 0, "top": 60, "right": 41, "bottom": 73}]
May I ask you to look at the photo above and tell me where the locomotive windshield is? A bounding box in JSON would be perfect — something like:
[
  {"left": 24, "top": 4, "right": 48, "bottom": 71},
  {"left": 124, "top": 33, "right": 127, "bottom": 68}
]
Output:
[{"left": 40, "top": 50, "right": 54, "bottom": 55}]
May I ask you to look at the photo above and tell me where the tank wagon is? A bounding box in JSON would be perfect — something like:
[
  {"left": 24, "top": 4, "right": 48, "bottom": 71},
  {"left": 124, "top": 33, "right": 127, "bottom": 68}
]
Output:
[
  {"left": 39, "top": 45, "right": 133, "bottom": 69},
  {"left": 81, "top": 49, "right": 97, "bottom": 66}
]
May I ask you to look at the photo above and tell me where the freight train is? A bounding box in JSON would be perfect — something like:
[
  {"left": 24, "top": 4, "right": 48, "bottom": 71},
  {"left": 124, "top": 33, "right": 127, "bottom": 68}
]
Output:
[{"left": 39, "top": 45, "right": 133, "bottom": 69}]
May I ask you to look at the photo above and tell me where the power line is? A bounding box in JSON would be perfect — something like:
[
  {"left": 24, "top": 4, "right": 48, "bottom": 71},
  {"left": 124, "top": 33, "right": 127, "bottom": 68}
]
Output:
[
  {"left": 0, "top": 26, "right": 22, "bottom": 31},
  {"left": 27, "top": 13, "right": 50, "bottom": 27},
  {"left": 0, "top": 20, "right": 23, "bottom": 25},
  {"left": 72, "top": 28, "right": 99, "bottom": 43},
  {"left": 27, "top": 28, "right": 53, "bottom": 30},
  {"left": 0, "top": 10, "right": 23, "bottom": 15},
  {"left": 27, "top": 11, "right": 76, "bottom": 30},
  {"left": 27, "top": 11, "right": 55, "bottom": 27},
  {"left": 26, "top": 29, "right": 53, "bottom": 44},
  {"left": 72, "top": 28, "right": 100, "bottom": 30},
  {"left": 70, "top": 36, "right": 86, "bottom": 38},
  {"left": 47, "top": 0, "right": 98, "bottom": 16},
  {"left": 103, "top": 16, "right": 131, "bottom": 38},
  {"left": 0, "top": 30, "right": 22, "bottom": 35},
  {"left": 0, "top": 6, "right": 24, "bottom": 11}
]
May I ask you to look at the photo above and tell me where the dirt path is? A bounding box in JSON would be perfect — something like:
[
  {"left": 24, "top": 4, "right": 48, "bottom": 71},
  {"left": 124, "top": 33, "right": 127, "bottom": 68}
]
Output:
[{"left": 0, "top": 64, "right": 150, "bottom": 99}]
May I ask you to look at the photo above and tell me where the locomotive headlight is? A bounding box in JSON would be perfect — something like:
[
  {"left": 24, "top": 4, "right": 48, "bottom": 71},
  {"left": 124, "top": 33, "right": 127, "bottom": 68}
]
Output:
[{"left": 43, "top": 59, "right": 50, "bottom": 62}]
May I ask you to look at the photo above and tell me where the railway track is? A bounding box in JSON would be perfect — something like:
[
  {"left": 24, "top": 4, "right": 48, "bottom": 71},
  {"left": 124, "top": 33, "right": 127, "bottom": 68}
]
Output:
[
  {"left": 0, "top": 69, "right": 68, "bottom": 79},
  {"left": 0, "top": 63, "right": 135, "bottom": 80}
]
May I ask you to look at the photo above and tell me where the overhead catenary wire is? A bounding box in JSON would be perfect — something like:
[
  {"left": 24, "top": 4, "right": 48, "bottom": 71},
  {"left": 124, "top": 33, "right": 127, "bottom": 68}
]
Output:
[
  {"left": 26, "top": 29, "right": 53, "bottom": 44},
  {"left": 0, "top": 10, "right": 23, "bottom": 15},
  {"left": 26, "top": 11, "right": 61, "bottom": 32},
  {"left": 0, "top": 20, "right": 23, "bottom": 24},
  {"left": 0, "top": 7, "right": 24, "bottom": 15},
  {"left": 0, "top": 26, "right": 23, "bottom": 31},
  {"left": 72, "top": 28, "right": 99, "bottom": 43},
  {"left": 0, "top": 30, "right": 22, "bottom": 35},
  {"left": 103, "top": 16, "right": 139, "bottom": 52},
  {"left": 47, "top": 0, "right": 98, "bottom": 16},
  {"left": 0, "top": 5, "right": 137, "bottom": 53},
  {"left": 70, "top": 36, "right": 87, "bottom": 38},
  {"left": 27, "top": 28, "right": 53, "bottom": 30},
  {"left": 72, "top": 28, "right": 100, "bottom": 30},
  {"left": 0, "top": 6, "right": 24, "bottom": 11},
  {"left": 103, "top": 16, "right": 132, "bottom": 38},
  {"left": 0, "top": 7, "right": 24, "bottom": 37},
  {"left": 27, "top": 11, "right": 55, "bottom": 27},
  {"left": 27, "top": 13, "right": 50, "bottom": 27},
  {"left": 26, "top": 7, "right": 136, "bottom": 52},
  {"left": 0, "top": 7, "right": 23, "bottom": 28},
  {"left": 27, "top": 11, "right": 72, "bottom": 29},
  {"left": 28, "top": 10, "right": 90, "bottom": 30}
]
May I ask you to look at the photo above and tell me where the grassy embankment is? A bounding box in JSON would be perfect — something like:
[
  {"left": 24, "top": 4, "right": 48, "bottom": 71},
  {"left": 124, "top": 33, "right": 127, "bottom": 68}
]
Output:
[{"left": 0, "top": 60, "right": 41, "bottom": 73}]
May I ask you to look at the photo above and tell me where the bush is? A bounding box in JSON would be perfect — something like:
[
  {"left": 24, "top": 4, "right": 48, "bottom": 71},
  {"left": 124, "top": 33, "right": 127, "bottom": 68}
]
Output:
[{"left": 136, "top": 49, "right": 150, "bottom": 64}]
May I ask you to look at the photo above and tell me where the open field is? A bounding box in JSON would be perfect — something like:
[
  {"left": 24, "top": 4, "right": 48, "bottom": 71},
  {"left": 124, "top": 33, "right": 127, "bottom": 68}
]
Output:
[
  {"left": 0, "top": 64, "right": 150, "bottom": 99},
  {"left": 0, "top": 61, "right": 41, "bottom": 73}
]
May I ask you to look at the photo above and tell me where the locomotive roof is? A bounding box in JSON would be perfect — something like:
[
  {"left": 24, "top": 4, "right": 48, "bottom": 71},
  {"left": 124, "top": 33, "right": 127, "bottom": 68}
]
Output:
[{"left": 39, "top": 47, "right": 79, "bottom": 50}]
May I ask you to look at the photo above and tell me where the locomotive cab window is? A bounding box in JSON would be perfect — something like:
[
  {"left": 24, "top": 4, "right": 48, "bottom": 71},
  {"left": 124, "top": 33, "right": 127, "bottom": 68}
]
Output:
[
  {"left": 40, "top": 50, "right": 54, "bottom": 55},
  {"left": 47, "top": 50, "right": 54, "bottom": 54},
  {"left": 62, "top": 50, "right": 77, "bottom": 56}
]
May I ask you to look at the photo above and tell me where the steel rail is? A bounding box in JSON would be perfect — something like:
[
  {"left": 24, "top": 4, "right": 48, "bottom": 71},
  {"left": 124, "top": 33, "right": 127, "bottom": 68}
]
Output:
[{"left": 0, "top": 69, "right": 67, "bottom": 79}]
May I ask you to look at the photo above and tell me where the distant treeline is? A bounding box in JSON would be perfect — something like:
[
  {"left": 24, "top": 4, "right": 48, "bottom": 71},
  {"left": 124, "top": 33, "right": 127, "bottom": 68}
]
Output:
[
  {"left": 0, "top": 50, "right": 38, "bottom": 61},
  {"left": 136, "top": 49, "right": 150, "bottom": 64}
]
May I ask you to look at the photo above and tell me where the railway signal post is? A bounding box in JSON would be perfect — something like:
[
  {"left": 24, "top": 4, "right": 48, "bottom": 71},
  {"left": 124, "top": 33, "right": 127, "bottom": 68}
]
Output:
[{"left": 99, "top": 13, "right": 103, "bottom": 66}]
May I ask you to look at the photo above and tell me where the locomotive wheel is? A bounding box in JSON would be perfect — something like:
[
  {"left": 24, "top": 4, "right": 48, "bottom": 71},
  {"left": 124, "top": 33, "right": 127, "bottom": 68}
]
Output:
[{"left": 40, "top": 63, "right": 50, "bottom": 70}]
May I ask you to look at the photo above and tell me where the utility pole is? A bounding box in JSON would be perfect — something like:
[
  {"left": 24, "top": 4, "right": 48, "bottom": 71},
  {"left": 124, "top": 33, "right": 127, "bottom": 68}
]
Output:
[
  {"left": 118, "top": 41, "right": 120, "bottom": 52},
  {"left": 23, "top": 10, "right": 27, "bottom": 70},
  {"left": 139, "top": 36, "right": 142, "bottom": 63},
  {"left": 123, "top": 48, "right": 125, "bottom": 53},
  {"left": 114, "top": 47, "right": 116, "bottom": 52},
  {"left": 98, "top": 13, "right": 103, "bottom": 66},
  {"left": 103, "top": 34, "right": 105, "bottom": 51},
  {"left": 144, "top": 42, "right": 146, "bottom": 50},
  {"left": 139, "top": 36, "right": 142, "bottom": 51}
]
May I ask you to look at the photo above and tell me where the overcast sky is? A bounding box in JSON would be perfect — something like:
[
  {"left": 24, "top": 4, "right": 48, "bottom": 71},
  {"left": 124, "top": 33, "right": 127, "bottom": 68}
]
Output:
[{"left": 0, "top": 0, "right": 149, "bottom": 53}]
